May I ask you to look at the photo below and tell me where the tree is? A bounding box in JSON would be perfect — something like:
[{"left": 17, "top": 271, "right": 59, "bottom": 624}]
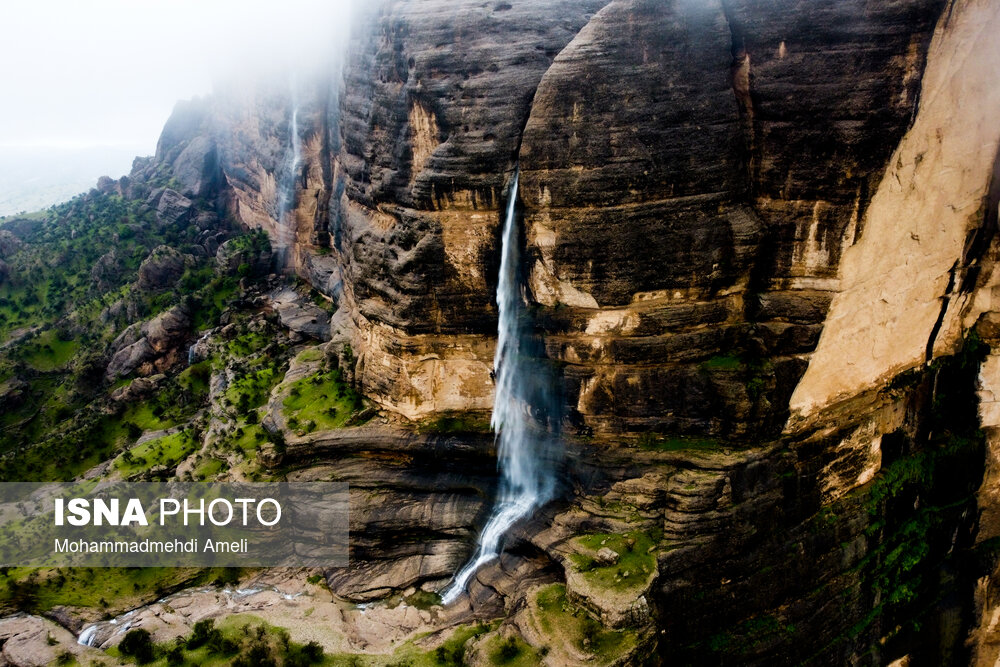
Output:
[{"left": 118, "top": 629, "right": 155, "bottom": 664}]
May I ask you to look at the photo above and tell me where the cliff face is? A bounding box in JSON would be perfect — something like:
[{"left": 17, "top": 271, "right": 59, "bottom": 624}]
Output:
[{"left": 145, "top": 0, "right": 1000, "bottom": 662}]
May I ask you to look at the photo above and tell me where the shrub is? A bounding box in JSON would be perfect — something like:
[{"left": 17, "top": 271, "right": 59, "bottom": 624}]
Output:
[{"left": 118, "top": 628, "right": 155, "bottom": 664}]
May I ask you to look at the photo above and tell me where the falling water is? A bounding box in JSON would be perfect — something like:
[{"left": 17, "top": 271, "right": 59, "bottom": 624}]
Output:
[
  {"left": 274, "top": 87, "right": 302, "bottom": 268},
  {"left": 441, "top": 169, "right": 558, "bottom": 604}
]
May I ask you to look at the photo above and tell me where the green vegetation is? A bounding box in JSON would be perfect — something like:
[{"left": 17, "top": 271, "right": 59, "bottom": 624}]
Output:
[
  {"left": 283, "top": 368, "right": 367, "bottom": 434},
  {"left": 708, "top": 614, "right": 796, "bottom": 654},
  {"left": 636, "top": 433, "right": 721, "bottom": 453},
  {"left": 193, "top": 456, "right": 226, "bottom": 480},
  {"left": 403, "top": 590, "right": 442, "bottom": 610},
  {"left": 570, "top": 531, "right": 657, "bottom": 591},
  {"left": 533, "top": 584, "right": 637, "bottom": 664},
  {"left": 115, "top": 429, "right": 197, "bottom": 478},
  {"left": 20, "top": 329, "right": 79, "bottom": 370},
  {"left": 486, "top": 634, "right": 539, "bottom": 666},
  {"left": 698, "top": 354, "right": 742, "bottom": 371},
  {"left": 105, "top": 616, "right": 325, "bottom": 666},
  {"left": 416, "top": 411, "right": 491, "bottom": 435},
  {"left": 0, "top": 567, "right": 233, "bottom": 614}
]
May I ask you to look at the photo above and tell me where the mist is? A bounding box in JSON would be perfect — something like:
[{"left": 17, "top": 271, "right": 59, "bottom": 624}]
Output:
[{"left": 0, "top": 0, "right": 354, "bottom": 215}]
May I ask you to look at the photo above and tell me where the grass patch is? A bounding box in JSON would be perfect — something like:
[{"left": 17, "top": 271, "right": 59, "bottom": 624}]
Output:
[
  {"left": 0, "top": 567, "right": 230, "bottom": 614},
  {"left": 321, "top": 621, "right": 496, "bottom": 666},
  {"left": 534, "top": 583, "right": 637, "bottom": 663},
  {"left": 104, "top": 614, "right": 326, "bottom": 666},
  {"left": 115, "top": 430, "right": 197, "bottom": 477},
  {"left": 193, "top": 457, "right": 226, "bottom": 480},
  {"left": 282, "top": 368, "right": 367, "bottom": 433},
  {"left": 570, "top": 531, "right": 657, "bottom": 592},
  {"left": 404, "top": 590, "right": 442, "bottom": 610},
  {"left": 484, "top": 633, "right": 540, "bottom": 666},
  {"left": 176, "top": 361, "right": 212, "bottom": 398},
  {"left": 699, "top": 354, "right": 743, "bottom": 371},
  {"left": 22, "top": 329, "right": 79, "bottom": 370},
  {"left": 416, "top": 411, "right": 491, "bottom": 434},
  {"left": 225, "top": 367, "right": 278, "bottom": 414},
  {"left": 636, "top": 433, "right": 721, "bottom": 452}
]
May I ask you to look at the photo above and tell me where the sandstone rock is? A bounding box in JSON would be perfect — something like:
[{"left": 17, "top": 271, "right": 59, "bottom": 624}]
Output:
[
  {"left": 145, "top": 303, "right": 192, "bottom": 353},
  {"left": 105, "top": 337, "right": 154, "bottom": 381},
  {"left": 95, "top": 175, "right": 121, "bottom": 195},
  {"left": 105, "top": 304, "right": 191, "bottom": 380},
  {"left": 268, "top": 286, "right": 330, "bottom": 341},
  {"left": 0, "top": 614, "right": 97, "bottom": 666}
]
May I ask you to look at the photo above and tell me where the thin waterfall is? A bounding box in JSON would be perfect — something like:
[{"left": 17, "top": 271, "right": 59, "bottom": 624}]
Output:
[
  {"left": 441, "top": 169, "right": 558, "bottom": 604},
  {"left": 275, "top": 85, "right": 301, "bottom": 268}
]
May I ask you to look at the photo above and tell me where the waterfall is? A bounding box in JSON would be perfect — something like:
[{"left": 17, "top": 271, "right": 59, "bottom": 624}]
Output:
[
  {"left": 441, "top": 169, "right": 558, "bottom": 604},
  {"left": 275, "top": 86, "right": 302, "bottom": 268}
]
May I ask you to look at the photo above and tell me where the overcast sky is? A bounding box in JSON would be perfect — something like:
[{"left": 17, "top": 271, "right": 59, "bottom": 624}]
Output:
[{"left": 0, "top": 0, "right": 354, "bottom": 154}]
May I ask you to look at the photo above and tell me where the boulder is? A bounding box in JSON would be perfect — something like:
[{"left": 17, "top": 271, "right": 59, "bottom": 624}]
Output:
[
  {"left": 145, "top": 303, "right": 192, "bottom": 353},
  {"left": 105, "top": 304, "right": 192, "bottom": 380},
  {"left": 155, "top": 189, "right": 193, "bottom": 226},
  {"left": 136, "top": 245, "right": 190, "bottom": 291},
  {"left": 595, "top": 547, "right": 620, "bottom": 566}
]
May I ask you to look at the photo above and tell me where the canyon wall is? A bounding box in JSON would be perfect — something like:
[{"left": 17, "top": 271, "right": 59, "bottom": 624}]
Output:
[{"left": 143, "top": 0, "right": 1000, "bottom": 663}]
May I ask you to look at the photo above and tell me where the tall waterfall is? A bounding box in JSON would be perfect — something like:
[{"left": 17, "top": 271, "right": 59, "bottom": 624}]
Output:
[
  {"left": 441, "top": 169, "right": 558, "bottom": 604},
  {"left": 275, "top": 89, "right": 302, "bottom": 268}
]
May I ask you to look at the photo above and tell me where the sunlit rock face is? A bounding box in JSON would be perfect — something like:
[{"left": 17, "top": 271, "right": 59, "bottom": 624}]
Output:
[{"left": 518, "top": 0, "right": 945, "bottom": 439}]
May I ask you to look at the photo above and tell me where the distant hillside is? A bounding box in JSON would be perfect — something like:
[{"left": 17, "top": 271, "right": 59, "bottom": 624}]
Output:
[{"left": 0, "top": 145, "right": 147, "bottom": 216}]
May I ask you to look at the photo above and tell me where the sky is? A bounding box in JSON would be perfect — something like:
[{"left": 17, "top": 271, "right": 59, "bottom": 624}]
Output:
[{"left": 0, "top": 0, "right": 352, "bottom": 213}]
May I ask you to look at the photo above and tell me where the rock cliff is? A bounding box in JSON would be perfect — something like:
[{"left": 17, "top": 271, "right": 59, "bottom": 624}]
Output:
[{"left": 137, "top": 0, "right": 1000, "bottom": 663}]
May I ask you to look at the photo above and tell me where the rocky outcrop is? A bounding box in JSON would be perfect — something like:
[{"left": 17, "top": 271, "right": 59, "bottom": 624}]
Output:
[
  {"left": 105, "top": 303, "right": 192, "bottom": 380},
  {"left": 136, "top": 245, "right": 192, "bottom": 291},
  {"left": 154, "top": 188, "right": 194, "bottom": 226}
]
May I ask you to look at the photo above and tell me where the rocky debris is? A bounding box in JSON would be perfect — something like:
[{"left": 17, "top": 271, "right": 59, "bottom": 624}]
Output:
[
  {"left": 105, "top": 303, "right": 192, "bottom": 380},
  {"left": 155, "top": 188, "right": 193, "bottom": 226},
  {"left": 0, "top": 229, "right": 21, "bottom": 258},
  {"left": 90, "top": 248, "right": 123, "bottom": 290},
  {"left": 110, "top": 374, "right": 166, "bottom": 402},
  {"left": 0, "top": 614, "right": 99, "bottom": 666},
  {"left": 267, "top": 286, "right": 330, "bottom": 341},
  {"left": 136, "top": 245, "right": 192, "bottom": 291},
  {"left": 193, "top": 210, "right": 219, "bottom": 230},
  {"left": 196, "top": 228, "right": 230, "bottom": 257}
]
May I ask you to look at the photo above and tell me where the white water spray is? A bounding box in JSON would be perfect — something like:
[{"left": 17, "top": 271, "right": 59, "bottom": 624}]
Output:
[
  {"left": 275, "top": 86, "right": 302, "bottom": 267},
  {"left": 441, "top": 169, "right": 557, "bottom": 604}
]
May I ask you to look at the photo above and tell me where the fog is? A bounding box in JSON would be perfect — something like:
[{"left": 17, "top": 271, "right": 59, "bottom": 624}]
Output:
[{"left": 0, "top": 0, "right": 353, "bottom": 215}]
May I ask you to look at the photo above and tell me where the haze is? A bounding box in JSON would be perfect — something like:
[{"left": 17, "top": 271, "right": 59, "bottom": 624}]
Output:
[{"left": 0, "top": 0, "right": 353, "bottom": 216}]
